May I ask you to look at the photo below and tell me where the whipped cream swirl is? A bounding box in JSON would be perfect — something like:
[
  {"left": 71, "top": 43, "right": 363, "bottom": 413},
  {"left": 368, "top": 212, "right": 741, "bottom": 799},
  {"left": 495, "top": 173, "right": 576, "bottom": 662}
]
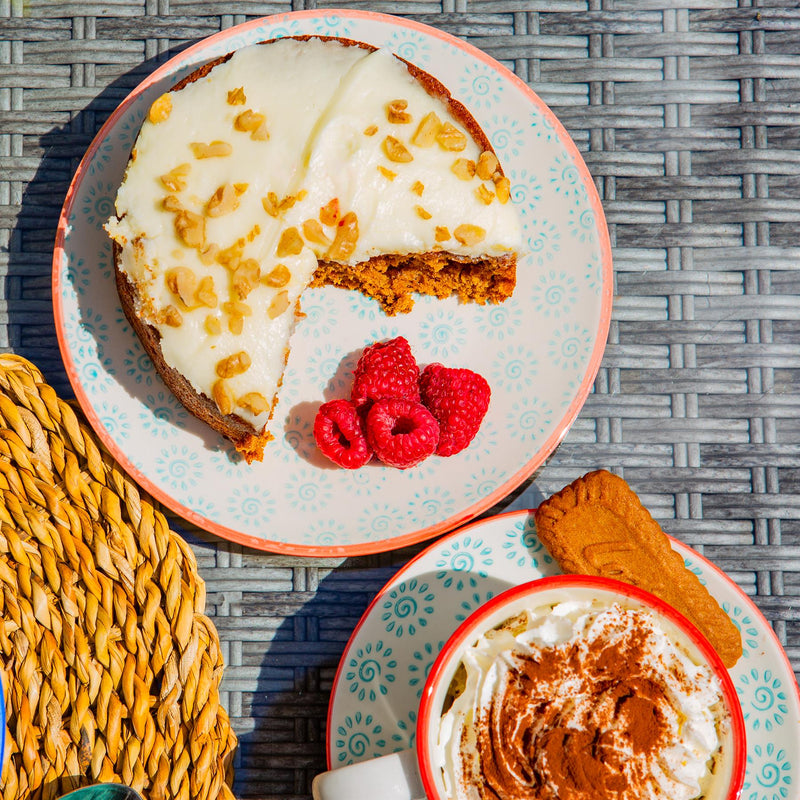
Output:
[{"left": 436, "top": 600, "right": 726, "bottom": 800}]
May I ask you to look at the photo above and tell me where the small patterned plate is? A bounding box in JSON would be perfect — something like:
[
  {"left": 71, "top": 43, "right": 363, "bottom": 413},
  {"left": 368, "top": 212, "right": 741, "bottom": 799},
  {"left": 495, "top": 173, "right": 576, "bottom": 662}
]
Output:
[
  {"left": 327, "top": 511, "right": 800, "bottom": 799},
  {"left": 52, "top": 10, "right": 612, "bottom": 556}
]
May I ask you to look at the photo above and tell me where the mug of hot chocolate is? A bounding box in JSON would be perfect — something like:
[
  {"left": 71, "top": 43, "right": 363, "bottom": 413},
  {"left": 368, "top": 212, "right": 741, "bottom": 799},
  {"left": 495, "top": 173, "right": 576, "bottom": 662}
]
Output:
[{"left": 313, "top": 575, "right": 745, "bottom": 800}]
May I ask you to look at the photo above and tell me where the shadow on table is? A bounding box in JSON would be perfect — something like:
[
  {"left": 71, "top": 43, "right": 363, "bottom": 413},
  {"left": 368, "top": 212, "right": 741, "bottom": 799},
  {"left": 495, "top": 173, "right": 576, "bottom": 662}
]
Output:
[
  {"left": 179, "top": 495, "right": 545, "bottom": 799},
  {"left": 5, "top": 41, "right": 198, "bottom": 398}
]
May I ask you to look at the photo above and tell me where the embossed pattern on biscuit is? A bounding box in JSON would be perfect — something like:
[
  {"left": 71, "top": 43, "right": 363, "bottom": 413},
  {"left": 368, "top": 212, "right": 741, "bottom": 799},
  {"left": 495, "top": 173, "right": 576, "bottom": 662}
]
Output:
[{"left": 534, "top": 470, "right": 743, "bottom": 668}]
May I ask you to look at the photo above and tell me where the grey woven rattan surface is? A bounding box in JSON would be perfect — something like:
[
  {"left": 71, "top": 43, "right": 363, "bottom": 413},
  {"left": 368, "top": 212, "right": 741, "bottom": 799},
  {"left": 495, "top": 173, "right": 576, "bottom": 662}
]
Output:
[{"left": 3, "top": 2, "right": 800, "bottom": 797}]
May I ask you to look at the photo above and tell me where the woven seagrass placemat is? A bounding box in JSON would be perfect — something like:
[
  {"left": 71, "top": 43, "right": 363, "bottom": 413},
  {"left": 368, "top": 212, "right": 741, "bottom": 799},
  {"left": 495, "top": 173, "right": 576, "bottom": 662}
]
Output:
[{"left": 2, "top": 2, "right": 800, "bottom": 798}]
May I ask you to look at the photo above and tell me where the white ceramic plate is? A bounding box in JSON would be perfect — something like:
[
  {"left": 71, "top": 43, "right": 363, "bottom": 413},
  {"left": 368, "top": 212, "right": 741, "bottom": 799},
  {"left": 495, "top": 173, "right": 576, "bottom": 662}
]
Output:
[
  {"left": 327, "top": 510, "right": 800, "bottom": 799},
  {"left": 53, "top": 10, "right": 612, "bottom": 556}
]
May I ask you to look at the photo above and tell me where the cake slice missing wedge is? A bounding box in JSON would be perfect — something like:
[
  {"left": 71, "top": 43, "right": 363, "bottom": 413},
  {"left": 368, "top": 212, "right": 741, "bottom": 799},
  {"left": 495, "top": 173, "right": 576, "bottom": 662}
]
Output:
[{"left": 105, "top": 36, "right": 522, "bottom": 462}]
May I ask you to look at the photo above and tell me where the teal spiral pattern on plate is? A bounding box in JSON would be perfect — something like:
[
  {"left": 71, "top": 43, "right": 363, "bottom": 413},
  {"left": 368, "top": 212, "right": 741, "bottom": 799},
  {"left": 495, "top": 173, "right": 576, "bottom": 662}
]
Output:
[
  {"left": 345, "top": 640, "right": 397, "bottom": 703},
  {"left": 381, "top": 579, "right": 435, "bottom": 637}
]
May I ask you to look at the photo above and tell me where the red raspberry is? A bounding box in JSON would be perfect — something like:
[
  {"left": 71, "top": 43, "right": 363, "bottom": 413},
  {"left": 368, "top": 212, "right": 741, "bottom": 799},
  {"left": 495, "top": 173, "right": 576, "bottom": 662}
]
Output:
[
  {"left": 365, "top": 398, "right": 439, "bottom": 469},
  {"left": 419, "top": 364, "right": 491, "bottom": 456},
  {"left": 351, "top": 336, "right": 420, "bottom": 410},
  {"left": 313, "top": 399, "right": 373, "bottom": 469}
]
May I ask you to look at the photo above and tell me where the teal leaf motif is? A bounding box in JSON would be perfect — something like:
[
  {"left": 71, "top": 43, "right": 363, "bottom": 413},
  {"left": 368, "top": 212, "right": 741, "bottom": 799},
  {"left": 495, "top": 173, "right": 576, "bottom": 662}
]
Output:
[
  {"left": 345, "top": 640, "right": 397, "bottom": 703},
  {"left": 532, "top": 269, "right": 580, "bottom": 319},
  {"left": 526, "top": 220, "right": 562, "bottom": 267},
  {"left": 285, "top": 470, "right": 333, "bottom": 512},
  {"left": 391, "top": 710, "right": 418, "bottom": 749},
  {"left": 419, "top": 310, "right": 469, "bottom": 359},
  {"left": 491, "top": 344, "right": 538, "bottom": 394},
  {"left": 226, "top": 484, "right": 276, "bottom": 525},
  {"left": 488, "top": 115, "right": 526, "bottom": 160},
  {"left": 567, "top": 201, "right": 597, "bottom": 245},
  {"left": 382, "top": 579, "right": 435, "bottom": 637},
  {"left": 744, "top": 743, "right": 793, "bottom": 800},
  {"left": 738, "top": 669, "right": 789, "bottom": 732},
  {"left": 465, "top": 468, "right": 502, "bottom": 500},
  {"left": 436, "top": 535, "right": 494, "bottom": 586},
  {"left": 458, "top": 62, "right": 505, "bottom": 111},
  {"left": 408, "top": 641, "right": 444, "bottom": 697},
  {"left": 508, "top": 168, "right": 543, "bottom": 218},
  {"left": 507, "top": 397, "right": 554, "bottom": 443},
  {"left": 81, "top": 180, "right": 116, "bottom": 228},
  {"left": 155, "top": 445, "right": 203, "bottom": 492},
  {"left": 124, "top": 346, "right": 155, "bottom": 386},
  {"left": 303, "top": 518, "right": 347, "bottom": 547},
  {"left": 335, "top": 712, "right": 386, "bottom": 765},
  {"left": 386, "top": 30, "right": 432, "bottom": 65},
  {"left": 100, "top": 406, "right": 130, "bottom": 439},
  {"left": 476, "top": 303, "right": 525, "bottom": 342},
  {"left": 725, "top": 602, "right": 761, "bottom": 657},
  {"left": 502, "top": 519, "right": 552, "bottom": 569},
  {"left": 549, "top": 152, "right": 583, "bottom": 198},
  {"left": 547, "top": 322, "right": 593, "bottom": 373},
  {"left": 456, "top": 589, "right": 496, "bottom": 622}
]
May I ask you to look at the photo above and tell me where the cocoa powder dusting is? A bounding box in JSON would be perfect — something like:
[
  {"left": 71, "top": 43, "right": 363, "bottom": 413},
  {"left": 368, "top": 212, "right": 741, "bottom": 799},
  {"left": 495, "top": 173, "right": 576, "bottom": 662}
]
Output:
[{"left": 470, "top": 613, "right": 682, "bottom": 800}]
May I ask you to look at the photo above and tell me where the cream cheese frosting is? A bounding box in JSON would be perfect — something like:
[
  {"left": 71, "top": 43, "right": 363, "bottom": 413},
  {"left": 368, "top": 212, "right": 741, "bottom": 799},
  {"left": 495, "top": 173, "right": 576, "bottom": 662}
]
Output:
[
  {"left": 437, "top": 599, "right": 726, "bottom": 800},
  {"left": 105, "top": 36, "right": 522, "bottom": 438}
]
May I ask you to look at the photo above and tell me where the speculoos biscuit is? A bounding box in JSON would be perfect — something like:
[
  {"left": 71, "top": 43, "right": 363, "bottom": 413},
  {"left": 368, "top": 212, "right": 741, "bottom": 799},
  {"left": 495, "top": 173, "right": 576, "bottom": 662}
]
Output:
[{"left": 534, "top": 469, "right": 742, "bottom": 668}]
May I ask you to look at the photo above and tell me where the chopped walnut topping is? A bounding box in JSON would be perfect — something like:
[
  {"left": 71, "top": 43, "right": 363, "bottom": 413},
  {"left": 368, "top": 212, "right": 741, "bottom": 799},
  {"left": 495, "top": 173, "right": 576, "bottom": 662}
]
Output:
[
  {"left": 204, "top": 315, "right": 222, "bottom": 336},
  {"left": 262, "top": 191, "right": 301, "bottom": 217},
  {"left": 148, "top": 94, "right": 172, "bottom": 124},
  {"left": 363, "top": 124, "right": 379, "bottom": 136},
  {"left": 196, "top": 276, "right": 218, "bottom": 308},
  {"left": 383, "top": 135, "right": 413, "bottom": 163},
  {"left": 476, "top": 150, "right": 500, "bottom": 181},
  {"left": 411, "top": 181, "right": 424, "bottom": 196},
  {"left": 232, "top": 259, "right": 261, "bottom": 299},
  {"left": 251, "top": 121, "right": 269, "bottom": 141},
  {"left": 206, "top": 183, "right": 240, "bottom": 217},
  {"left": 174, "top": 210, "right": 206, "bottom": 248},
  {"left": 320, "top": 198, "right": 341, "bottom": 227},
  {"left": 267, "top": 290, "right": 291, "bottom": 319},
  {"left": 451, "top": 158, "right": 476, "bottom": 181},
  {"left": 199, "top": 243, "right": 219, "bottom": 266},
  {"left": 227, "top": 87, "right": 246, "bottom": 105},
  {"left": 303, "top": 219, "right": 331, "bottom": 246},
  {"left": 238, "top": 392, "right": 270, "bottom": 416},
  {"left": 161, "top": 195, "right": 183, "bottom": 213},
  {"left": 377, "top": 165, "right": 397, "bottom": 181},
  {"left": 233, "top": 182, "right": 249, "bottom": 195},
  {"left": 476, "top": 184, "right": 495, "bottom": 205},
  {"left": 326, "top": 211, "right": 359, "bottom": 261},
  {"left": 494, "top": 175, "right": 511, "bottom": 204},
  {"left": 217, "top": 239, "right": 245, "bottom": 270},
  {"left": 223, "top": 299, "right": 252, "bottom": 334},
  {"left": 276, "top": 227, "right": 304, "bottom": 257},
  {"left": 212, "top": 379, "right": 234, "bottom": 415},
  {"left": 415, "top": 206, "right": 432, "bottom": 220},
  {"left": 436, "top": 122, "right": 467, "bottom": 152},
  {"left": 160, "top": 163, "right": 191, "bottom": 192},
  {"left": 387, "top": 99, "right": 412, "bottom": 124},
  {"left": 157, "top": 304, "right": 183, "bottom": 327},
  {"left": 454, "top": 224, "right": 486, "bottom": 246},
  {"left": 165, "top": 267, "right": 198, "bottom": 308},
  {"left": 234, "top": 109, "right": 268, "bottom": 140},
  {"left": 435, "top": 226, "right": 451, "bottom": 242},
  {"left": 411, "top": 111, "right": 442, "bottom": 147},
  {"left": 247, "top": 223, "right": 261, "bottom": 242},
  {"left": 262, "top": 264, "right": 291, "bottom": 288},
  {"left": 216, "top": 351, "right": 251, "bottom": 378},
  {"left": 190, "top": 141, "right": 233, "bottom": 159},
  {"left": 262, "top": 192, "right": 280, "bottom": 217}
]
